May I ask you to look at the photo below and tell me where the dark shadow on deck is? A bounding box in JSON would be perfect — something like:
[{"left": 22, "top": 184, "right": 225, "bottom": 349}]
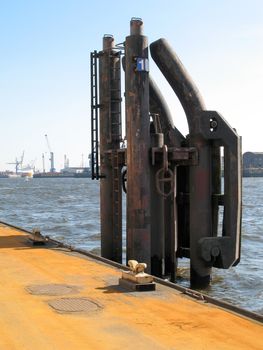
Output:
[
  {"left": 0, "top": 235, "right": 51, "bottom": 249},
  {"left": 96, "top": 285, "right": 129, "bottom": 294},
  {"left": 0, "top": 235, "right": 31, "bottom": 248}
]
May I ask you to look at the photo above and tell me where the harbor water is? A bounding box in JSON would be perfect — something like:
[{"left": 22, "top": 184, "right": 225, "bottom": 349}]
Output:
[{"left": 0, "top": 177, "right": 262, "bottom": 315}]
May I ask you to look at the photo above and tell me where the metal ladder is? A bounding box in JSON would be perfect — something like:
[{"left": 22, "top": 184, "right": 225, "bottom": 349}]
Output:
[
  {"left": 109, "top": 51, "right": 122, "bottom": 241},
  {"left": 109, "top": 52, "right": 122, "bottom": 144},
  {"left": 90, "top": 50, "right": 100, "bottom": 180},
  {"left": 112, "top": 150, "right": 122, "bottom": 261},
  {"left": 110, "top": 52, "right": 123, "bottom": 261}
]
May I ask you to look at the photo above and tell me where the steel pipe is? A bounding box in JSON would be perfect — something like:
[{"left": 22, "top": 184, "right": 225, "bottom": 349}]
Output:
[
  {"left": 125, "top": 19, "right": 151, "bottom": 270},
  {"left": 99, "top": 35, "right": 122, "bottom": 262}
]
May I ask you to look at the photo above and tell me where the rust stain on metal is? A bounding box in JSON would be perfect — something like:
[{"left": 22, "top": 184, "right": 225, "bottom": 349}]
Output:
[{"left": 0, "top": 225, "right": 261, "bottom": 350}]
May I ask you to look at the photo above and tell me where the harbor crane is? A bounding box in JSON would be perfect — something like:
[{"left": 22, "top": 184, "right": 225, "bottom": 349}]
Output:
[
  {"left": 7, "top": 151, "right": 24, "bottom": 173},
  {"left": 42, "top": 153, "right": 45, "bottom": 173},
  {"left": 45, "top": 134, "right": 55, "bottom": 172}
]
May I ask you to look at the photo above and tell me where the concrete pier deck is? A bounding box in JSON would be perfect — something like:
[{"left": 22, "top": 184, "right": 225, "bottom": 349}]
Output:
[{"left": 0, "top": 223, "right": 262, "bottom": 349}]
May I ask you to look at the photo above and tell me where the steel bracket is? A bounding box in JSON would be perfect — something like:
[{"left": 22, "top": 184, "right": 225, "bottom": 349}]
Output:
[
  {"left": 151, "top": 146, "right": 198, "bottom": 166},
  {"left": 198, "top": 237, "right": 235, "bottom": 269},
  {"left": 194, "top": 110, "right": 242, "bottom": 268}
]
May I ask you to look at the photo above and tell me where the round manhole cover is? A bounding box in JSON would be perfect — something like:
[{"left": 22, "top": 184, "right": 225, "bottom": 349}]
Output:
[
  {"left": 48, "top": 297, "right": 102, "bottom": 313},
  {"left": 26, "top": 284, "right": 79, "bottom": 296}
]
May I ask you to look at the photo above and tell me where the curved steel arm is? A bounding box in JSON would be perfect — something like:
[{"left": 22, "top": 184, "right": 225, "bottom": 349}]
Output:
[
  {"left": 149, "top": 76, "right": 184, "bottom": 146},
  {"left": 150, "top": 38, "right": 206, "bottom": 134}
]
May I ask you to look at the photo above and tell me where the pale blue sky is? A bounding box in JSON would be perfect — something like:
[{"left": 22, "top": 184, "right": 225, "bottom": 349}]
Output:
[{"left": 0, "top": 0, "right": 262, "bottom": 171}]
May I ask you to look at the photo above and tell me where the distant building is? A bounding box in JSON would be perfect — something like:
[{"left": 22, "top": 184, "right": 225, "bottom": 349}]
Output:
[
  {"left": 243, "top": 152, "right": 263, "bottom": 177},
  {"left": 61, "top": 167, "right": 90, "bottom": 175}
]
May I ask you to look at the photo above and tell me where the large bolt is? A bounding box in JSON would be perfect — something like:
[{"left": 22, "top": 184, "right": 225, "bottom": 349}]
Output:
[
  {"left": 211, "top": 246, "right": 220, "bottom": 257},
  {"left": 210, "top": 118, "right": 218, "bottom": 130}
]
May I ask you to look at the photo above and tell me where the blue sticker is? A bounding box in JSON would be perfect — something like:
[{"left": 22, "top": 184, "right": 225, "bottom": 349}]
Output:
[{"left": 136, "top": 58, "right": 149, "bottom": 72}]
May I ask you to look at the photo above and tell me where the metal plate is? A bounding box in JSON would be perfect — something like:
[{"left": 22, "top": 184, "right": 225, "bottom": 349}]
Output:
[
  {"left": 26, "top": 284, "right": 79, "bottom": 296},
  {"left": 48, "top": 297, "right": 102, "bottom": 313}
]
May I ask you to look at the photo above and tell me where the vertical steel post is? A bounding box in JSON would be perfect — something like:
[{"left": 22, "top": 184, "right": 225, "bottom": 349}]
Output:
[
  {"left": 189, "top": 137, "right": 212, "bottom": 288},
  {"left": 149, "top": 77, "right": 186, "bottom": 278},
  {"left": 125, "top": 19, "right": 151, "bottom": 270},
  {"left": 150, "top": 132, "right": 164, "bottom": 277},
  {"left": 99, "top": 35, "right": 122, "bottom": 262}
]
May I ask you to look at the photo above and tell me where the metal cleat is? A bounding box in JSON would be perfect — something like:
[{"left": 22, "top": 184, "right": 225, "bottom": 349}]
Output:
[
  {"left": 119, "top": 260, "right": 156, "bottom": 291},
  {"left": 28, "top": 228, "right": 47, "bottom": 246}
]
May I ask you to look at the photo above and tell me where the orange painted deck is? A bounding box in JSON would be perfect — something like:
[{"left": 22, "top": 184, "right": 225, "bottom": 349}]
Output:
[{"left": 0, "top": 223, "right": 262, "bottom": 350}]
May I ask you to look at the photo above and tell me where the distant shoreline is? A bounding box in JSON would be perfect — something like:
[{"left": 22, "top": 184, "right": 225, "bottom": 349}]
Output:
[{"left": 243, "top": 168, "right": 263, "bottom": 177}]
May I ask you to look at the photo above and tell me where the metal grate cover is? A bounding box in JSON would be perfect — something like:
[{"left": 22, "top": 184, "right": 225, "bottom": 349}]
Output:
[
  {"left": 26, "top": 284, "right": 79, "bottom": 296},
  {"left": 48, "top": 297, "right": 102, "bottom": 313}
]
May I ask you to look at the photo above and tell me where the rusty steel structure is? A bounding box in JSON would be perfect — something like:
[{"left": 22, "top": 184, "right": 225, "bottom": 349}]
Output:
[{"left": 90, "top": 18, "right": 242, "bottom": 288}]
